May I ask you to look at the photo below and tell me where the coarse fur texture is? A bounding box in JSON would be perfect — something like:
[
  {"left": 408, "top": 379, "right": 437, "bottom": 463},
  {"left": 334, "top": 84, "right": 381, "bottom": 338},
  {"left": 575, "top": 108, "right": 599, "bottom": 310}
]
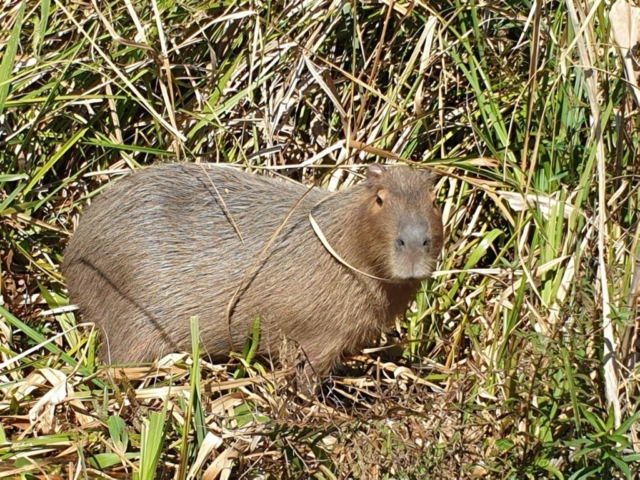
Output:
[{"left": 62, "top": 163, "right": 443, "bottom": 377}]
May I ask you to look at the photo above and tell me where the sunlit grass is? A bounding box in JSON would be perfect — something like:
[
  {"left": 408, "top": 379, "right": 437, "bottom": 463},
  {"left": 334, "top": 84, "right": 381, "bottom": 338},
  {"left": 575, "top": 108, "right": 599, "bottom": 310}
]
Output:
[{"left": 1, "top": 0, "right": 639, "bottom": 478}]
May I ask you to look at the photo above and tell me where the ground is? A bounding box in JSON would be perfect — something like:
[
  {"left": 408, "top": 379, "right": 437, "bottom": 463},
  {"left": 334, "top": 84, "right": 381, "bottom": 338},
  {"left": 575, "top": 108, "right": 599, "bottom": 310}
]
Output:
[{"left": 1, "top": 0, "right": 639, "bottom": 478}]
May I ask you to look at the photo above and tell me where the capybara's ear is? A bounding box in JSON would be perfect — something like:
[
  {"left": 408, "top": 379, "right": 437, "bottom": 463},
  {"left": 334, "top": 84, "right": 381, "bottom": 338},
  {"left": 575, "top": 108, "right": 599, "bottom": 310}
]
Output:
[
  {"left": 422, "top": 167, "right": 441, "bottom": 188},
  {"left": 366, "top": 163, "right": 386, "bottom": 182}
]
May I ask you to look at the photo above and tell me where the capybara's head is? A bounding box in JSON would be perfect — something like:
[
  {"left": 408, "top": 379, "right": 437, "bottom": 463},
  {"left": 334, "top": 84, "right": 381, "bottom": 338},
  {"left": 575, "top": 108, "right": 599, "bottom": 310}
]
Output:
[{"left": 358, "top": 164, "right": 443, "bottom": 280}]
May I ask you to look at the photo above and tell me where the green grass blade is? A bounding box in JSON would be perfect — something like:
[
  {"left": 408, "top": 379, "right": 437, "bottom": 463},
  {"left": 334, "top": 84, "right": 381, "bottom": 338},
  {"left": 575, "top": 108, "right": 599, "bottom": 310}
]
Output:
[
  {"left": 36, "top": 0, "right": 51, "bottom": 58},
  {"left": 22, "top": 127, "right": 89, "bottom": 197},
  {"left": 0, "top": 0, "right": 26, "bottom": 115}
]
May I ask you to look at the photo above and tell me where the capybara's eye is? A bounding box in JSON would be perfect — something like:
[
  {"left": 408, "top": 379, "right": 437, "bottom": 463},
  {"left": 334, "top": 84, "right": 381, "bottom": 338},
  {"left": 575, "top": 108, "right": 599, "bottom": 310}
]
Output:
[{"left": 376, "top": 195, "right": 383, "bottom": 206}]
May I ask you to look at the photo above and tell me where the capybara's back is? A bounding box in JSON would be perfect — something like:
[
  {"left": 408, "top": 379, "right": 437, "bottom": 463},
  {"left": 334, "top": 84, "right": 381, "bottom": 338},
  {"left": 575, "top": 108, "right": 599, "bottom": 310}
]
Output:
[{"left": 63, "top": 163, "right": 443, "bottom": 376}]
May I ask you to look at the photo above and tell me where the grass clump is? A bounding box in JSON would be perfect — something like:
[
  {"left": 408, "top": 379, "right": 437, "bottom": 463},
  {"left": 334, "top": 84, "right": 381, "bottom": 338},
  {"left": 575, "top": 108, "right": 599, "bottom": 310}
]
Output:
[{"left": 1, "top": 0, "right": 640, "bottom": 478}]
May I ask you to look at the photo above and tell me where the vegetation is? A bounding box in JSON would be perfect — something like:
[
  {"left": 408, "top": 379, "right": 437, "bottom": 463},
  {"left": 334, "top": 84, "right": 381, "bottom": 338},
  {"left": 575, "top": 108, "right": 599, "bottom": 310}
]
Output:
[{"left": 1, "top": 0, "right": 640, "bottom": 478}]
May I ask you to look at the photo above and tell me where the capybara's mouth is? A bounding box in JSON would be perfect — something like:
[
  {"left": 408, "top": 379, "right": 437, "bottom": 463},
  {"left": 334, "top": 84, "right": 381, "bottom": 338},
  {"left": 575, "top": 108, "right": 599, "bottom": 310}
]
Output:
[
  {"left": 391, "top": 265, "right": 435, "bottom": 281},
  {"left": 390, "top": 254, "right": 437, "bottom": 281}
]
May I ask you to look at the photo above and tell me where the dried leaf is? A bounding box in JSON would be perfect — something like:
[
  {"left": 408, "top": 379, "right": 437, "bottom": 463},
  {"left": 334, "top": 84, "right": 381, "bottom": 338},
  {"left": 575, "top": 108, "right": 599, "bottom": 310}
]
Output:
[
  {"left": 202, "top": 447, "right": 239, "bottom": 480},
  {"left": 497, "top": 191, "right": 581, "bottom": 219},
  {"left": 610, "top": 0, "right": 640, "bottom": 108},
  {"left": 29, "top": 369, "right": 67, "bottom": 434},
  {"left": 187, "top": 432, "right": 224, "bottom": 480}
]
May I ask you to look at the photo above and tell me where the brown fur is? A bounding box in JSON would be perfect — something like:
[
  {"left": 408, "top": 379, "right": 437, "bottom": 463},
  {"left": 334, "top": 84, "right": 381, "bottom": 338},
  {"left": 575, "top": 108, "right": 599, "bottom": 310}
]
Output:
[{"left": 62, "top": 163, "right": 443, "bottom": 377}]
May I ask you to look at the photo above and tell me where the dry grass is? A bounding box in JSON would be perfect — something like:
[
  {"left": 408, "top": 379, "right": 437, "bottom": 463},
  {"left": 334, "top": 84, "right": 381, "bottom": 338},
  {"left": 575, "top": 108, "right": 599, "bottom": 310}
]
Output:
[{"left": 1, "top": 0, "right": 640, "bottom": 478}]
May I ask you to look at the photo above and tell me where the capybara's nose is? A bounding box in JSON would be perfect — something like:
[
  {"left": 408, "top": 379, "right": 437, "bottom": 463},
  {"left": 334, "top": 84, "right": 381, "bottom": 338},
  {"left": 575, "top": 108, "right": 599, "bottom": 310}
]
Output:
[{"left": 395, "top": 221, "right": 430, "bottom": 253}]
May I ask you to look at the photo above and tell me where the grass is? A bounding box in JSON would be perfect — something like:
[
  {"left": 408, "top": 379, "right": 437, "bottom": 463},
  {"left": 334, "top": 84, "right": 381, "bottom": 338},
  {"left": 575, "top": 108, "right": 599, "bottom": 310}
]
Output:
[{"left": 1, "top": 0, "right": 640, "bottom": 478}]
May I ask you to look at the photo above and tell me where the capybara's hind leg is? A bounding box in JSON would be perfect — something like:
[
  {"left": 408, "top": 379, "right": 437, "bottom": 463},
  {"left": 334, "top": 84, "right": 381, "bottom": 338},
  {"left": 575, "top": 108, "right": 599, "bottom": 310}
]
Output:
[{"left": 97, "top": 327, "right": 173, "bottom": 365}]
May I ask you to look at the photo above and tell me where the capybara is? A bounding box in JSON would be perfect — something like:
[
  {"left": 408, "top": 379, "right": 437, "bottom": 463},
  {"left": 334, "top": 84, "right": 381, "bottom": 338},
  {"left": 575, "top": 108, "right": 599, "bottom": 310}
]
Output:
[{"left": 62, "top": 163, "right": 443, "bottom": 378}]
